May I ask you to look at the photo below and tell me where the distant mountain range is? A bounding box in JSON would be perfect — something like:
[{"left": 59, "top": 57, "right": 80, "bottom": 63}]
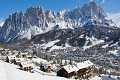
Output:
[{"left": 0, "top": 1, "right": 117, "bottom": 44}]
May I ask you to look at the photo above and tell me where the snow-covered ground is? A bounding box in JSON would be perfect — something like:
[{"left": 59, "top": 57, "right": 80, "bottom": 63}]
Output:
[
  {"left": 37, "top": 36, "right": 104, "bottom": 52},
  {"left": 0, "top": 60, "right": 118, "bottom": 80},
  {"left": 0, "top": 60, "right": 71, "bottom": 80},
  {"left": 40, "top": 39, "right": 71, "bottom": 52},
  {"left": 0, "top": 61, "right": 7, "bottom": 80},
  {"left": 83, "top": 36, "right": 104, "bottom": 50},
  {"left": 109, "top": 49, "right": 120, "bottom": 57}
]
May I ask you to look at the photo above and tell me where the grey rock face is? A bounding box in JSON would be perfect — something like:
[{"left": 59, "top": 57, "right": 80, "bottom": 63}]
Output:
[{"left": 0, "top": 1, "right": 116, "bottom": 43}]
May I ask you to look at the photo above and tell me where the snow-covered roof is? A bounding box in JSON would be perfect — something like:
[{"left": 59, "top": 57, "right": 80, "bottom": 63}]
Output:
[
  {"left": 21, "top": 60, "right": 33, "bottom": 68},
  {"left": 76, "top": 60, "right": 93, "bottom": 70},
  {"left": 15, "top": 58, "right": 24, "bottom": 63},
  {"left": 42, "top": 62, "right": 51, "bottom": 68},
  {"left": 27, "top": 54, "right": 32, "bottom": 57},
  {"left": 7, "top": 55, "right": 16, "bottom": 60},
  {"left": 63, "top": 65, "right": 79, "bottom": 73},
  {"left": 61, "top": 60, "right": 93, "bottom": 73},
  {"left": 4, "top": 49, "right": 10, "bottom": 51},
  {"left": 12, "top": 50, "right": 19, "bottom": 55},
  {"left": 32, "top": 58, "right": 47, "bottom": 63},
  {"left": 21, "top": 52, "right": 28, "bottom": 55}
]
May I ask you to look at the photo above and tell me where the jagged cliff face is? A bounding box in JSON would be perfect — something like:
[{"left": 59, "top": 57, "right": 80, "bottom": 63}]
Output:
[
  {"left": 0, "top": 1, "right": 116, "bottom": 43},
  {"left": 81, "top": 1, "right": 107, "bottom": 19},
  {"left": 0, "top": 11, "right": 30, "bottom": 42}
]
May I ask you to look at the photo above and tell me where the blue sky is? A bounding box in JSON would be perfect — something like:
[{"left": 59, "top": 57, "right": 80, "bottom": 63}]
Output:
[{"left": 0, "top": 0, "right": 120, "bottom": 26}]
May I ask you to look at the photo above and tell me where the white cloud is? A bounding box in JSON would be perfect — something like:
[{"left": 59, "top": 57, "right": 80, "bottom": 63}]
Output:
[
  {"left": 107, "top": 12, "right": 120, "bottom": 27},
  {"left": 101, "top": 0, "right": 106, "bottom": 3}
]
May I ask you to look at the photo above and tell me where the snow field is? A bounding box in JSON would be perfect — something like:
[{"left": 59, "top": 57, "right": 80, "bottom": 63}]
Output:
[
  {"left": 0, "top": 60, "right": 119, "bottom": 80},
  {"left": 0, "top": 60, "right": 7, "bottom": 80}
]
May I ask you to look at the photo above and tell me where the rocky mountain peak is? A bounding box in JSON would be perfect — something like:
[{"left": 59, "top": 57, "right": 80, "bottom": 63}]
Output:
[
  {"left": 0, "top": 2, "right": 117, "bottom": 43},
  {"left": 45, "top": 10, "right": 55, "bottom": 22},
  {"left": 81, "top": 1, "right": 107, "bottom": 19},
  {"left": 0, "top": 22, "right": 4, "bottom": 27},
  {"left": 0, "top": 10, "right": 31, "bottom": 42},
  {"left": 65, "top": 7, "right": 82, "bottom": 19},
  {"left": 97, "top": 6, "right": 107, "bottom": 19}
]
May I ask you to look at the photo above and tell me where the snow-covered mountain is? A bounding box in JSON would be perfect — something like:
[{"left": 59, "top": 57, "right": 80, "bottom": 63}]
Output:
[
  {"left": 0, "top": 22, "right": 4, "bottom": 27},
  {"left": 0, "top": 22, "right": 4, "bottom": 31},
  {"left": 0, "top": 1, "right": 117, "bottom": 43}
]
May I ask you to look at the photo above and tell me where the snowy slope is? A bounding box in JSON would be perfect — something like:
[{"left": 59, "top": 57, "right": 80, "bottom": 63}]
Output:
[
  {"left": 109, "top": 49, "right": 120, "bottom": 56},
  {"left": 40, "top": 39, "right": 71, "bottom": 52},
  {"left": 83, "top": 36, "right": 104, "bottom": 50},
  {"left": 0, "top": 60, "right": 71, "bottom": 80},
  {"left": 0, "top": 60, "right": 118, "bottom": 80},
  {"left": 0, "top": 61, "right": 7, "bottom": 80}
]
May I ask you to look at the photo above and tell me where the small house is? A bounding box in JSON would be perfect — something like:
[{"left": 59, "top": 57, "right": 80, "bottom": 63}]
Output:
[
  {"left": 21, "top": 52, "right": 28, "bottom": 58},
  {"left": 19, "top": 60, "right": 34, "bottom": 73},
  {"left": 57, "top": 65, "right": 78, "bottom": 78},
  {"left": 32, "top": 54, "right": 37, "bottom": 58},
  {"left": 6, "top": 55, "right": 16, "bottom": 63},
  {"left": 40, "top": 62, "right": 51, "bottom": 72},
  {"left": 14, "top": 58, "right": 24, "bottom": 65},
  {"left": 16, "top": 51, "right": 28, "bottom": 58},
  {"left": 27, "top": 54, "right": 37, "bottom": 60},
  {"left": 5, "top": 51, "right": 13, "bottom": 56},
  {"left": 27, "top": 54, "right": 33, "bottom": 60},
  {"left": 76, "top": 60, "right": 94, "bottom": 79},
  {"left": 32, "top": 58, "right": 48, "bottom": 66},
  {"left": 57, "top": 60, "right": 94, "bottom": 79}
]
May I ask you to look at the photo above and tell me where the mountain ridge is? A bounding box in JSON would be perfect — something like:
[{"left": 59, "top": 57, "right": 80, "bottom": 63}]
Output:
[{"left": 0, "top": 1, "right": 117, "bottom": 43}]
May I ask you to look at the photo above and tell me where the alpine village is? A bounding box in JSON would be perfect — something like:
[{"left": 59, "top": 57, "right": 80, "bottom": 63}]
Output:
[{"left": 0, "top": 1, "right": 120, "bottom": 80}]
